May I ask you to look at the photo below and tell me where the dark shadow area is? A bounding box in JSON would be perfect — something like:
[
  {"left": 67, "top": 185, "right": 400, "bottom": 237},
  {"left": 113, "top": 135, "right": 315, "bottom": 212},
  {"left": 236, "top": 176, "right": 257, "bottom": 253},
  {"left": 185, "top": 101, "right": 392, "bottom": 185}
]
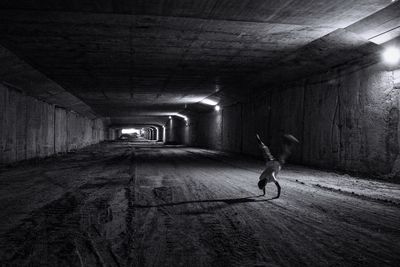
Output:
[{"left": 133, "top": 195, "right": 277, "bottom": 209}]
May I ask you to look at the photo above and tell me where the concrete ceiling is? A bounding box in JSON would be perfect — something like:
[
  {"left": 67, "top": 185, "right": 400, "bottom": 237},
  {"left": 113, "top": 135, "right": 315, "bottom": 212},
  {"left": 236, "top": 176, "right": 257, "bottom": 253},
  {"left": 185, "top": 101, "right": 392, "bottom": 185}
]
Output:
[
  {"left": 0, "top": 44, "right": 98, "bottom": 118},
  {"left": 0, "top": 0, "right": 399, "bottom": 125}
]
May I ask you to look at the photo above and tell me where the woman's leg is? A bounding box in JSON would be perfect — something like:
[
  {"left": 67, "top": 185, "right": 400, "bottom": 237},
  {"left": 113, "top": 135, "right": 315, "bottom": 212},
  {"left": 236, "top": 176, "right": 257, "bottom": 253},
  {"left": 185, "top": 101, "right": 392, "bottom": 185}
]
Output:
[
  {"left": 272, "top": 172, "right": 281, "bottom": 198},
  {"left": 274, "top": 181, "right": 281, "bottom": 198},
  {"left": 256, "top": 134, "right": 274, "bottom": 161}
]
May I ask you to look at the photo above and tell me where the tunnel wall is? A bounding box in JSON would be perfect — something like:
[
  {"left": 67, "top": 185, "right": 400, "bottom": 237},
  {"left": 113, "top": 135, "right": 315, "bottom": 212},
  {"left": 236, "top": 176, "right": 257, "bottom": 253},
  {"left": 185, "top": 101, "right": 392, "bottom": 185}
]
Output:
[
  {"left": 192, "top": 63, "right": 400, "bottom": 179},
  {"left": 108, "top": 129, "right": 117, "bottom": 140},
  {"left": 165, "top": 117, "right": 189, "bottom": 145},
  {"left": 191, "top": 111, "right": 222, "bottom": 150},
  {"left": 0, "top": 84, "right": 107, "bottom": 164}
]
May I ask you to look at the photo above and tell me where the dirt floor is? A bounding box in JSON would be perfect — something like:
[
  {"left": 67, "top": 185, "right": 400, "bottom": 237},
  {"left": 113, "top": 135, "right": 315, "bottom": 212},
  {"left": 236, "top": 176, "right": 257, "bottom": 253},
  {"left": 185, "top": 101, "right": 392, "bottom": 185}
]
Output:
[{"left": 0, "top": 141, "right": 399, "bottom": 267}]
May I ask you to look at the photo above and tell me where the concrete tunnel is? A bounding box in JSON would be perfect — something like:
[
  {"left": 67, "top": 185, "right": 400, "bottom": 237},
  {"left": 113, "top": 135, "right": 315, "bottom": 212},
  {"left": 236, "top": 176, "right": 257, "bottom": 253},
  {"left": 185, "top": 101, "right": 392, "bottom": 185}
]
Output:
[{"left": 0, "top": 1, "right": 400, "bottom": 266}]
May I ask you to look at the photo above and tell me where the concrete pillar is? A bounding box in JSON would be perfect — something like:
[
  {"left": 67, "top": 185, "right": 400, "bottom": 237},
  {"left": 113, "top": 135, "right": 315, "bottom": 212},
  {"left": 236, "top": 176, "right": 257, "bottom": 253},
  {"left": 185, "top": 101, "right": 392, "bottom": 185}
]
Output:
[
  {"left": 149, "top": 129, "right": 153, "bottom": 140},
  {"left": 155, "top": 127, "right": 160, "bottom": 141},
  {"left": 116, "top": 129, "right": 122, "bottom": 139}
]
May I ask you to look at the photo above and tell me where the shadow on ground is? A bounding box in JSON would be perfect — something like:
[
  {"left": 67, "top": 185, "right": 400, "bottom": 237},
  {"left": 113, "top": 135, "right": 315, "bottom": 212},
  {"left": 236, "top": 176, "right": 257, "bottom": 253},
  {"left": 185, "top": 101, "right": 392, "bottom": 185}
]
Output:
[{"left": 133, "top": 195, "right": 277, "bottom": 209}]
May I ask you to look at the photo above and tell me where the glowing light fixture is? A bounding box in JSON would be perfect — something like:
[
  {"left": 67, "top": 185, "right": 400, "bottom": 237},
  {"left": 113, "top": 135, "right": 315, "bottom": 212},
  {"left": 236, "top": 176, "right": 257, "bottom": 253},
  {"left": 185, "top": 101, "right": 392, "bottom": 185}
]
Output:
[
  {"left": 169, "top": 116, "right": 172, "bottom": 119},
  {"left": 175, "top": 113, "right": 189, "bottom": 121},
  {"left": 215, "top": 105, "right": 221, "bottom": 111},
  {"left": 382, "top": 46, "right": 400, "bottom": 65},
  {"left": 201, "top": 98, "right": 218, "bottom": 106}
]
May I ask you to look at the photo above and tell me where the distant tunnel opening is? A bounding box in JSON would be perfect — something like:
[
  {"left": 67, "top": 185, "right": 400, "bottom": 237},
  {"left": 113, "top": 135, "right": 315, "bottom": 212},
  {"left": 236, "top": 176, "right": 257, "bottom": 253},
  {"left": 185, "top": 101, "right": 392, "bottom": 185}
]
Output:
[{"left": 115, "top": 125, "right": 163, "bottom": 142}]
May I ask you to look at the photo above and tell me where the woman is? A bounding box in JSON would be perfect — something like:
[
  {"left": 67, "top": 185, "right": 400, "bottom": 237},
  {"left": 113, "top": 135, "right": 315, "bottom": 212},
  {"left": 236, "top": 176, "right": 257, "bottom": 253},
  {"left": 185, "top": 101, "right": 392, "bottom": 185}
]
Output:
[{"left": 256, "top": 133, "right": 299, "bottom": 198}]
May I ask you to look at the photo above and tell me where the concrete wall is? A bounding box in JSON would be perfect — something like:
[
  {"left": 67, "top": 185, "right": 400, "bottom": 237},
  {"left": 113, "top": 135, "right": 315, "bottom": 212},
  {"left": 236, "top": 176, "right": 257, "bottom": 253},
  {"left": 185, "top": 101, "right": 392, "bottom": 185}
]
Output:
[
  {"left": 0, "top": 83, "right": 107, "bottom": 164},
  {"left": 192, "top": 64, "right": 400, "bottom": 179},
  {"left": 165, "top": 117, "right": 189, "bottom": 145},
  {"left": 191, "top": 111, "right": 222, "bottom": 150},
  {"left": 108, "top": 128, "right": 117, "bottom": 140}
]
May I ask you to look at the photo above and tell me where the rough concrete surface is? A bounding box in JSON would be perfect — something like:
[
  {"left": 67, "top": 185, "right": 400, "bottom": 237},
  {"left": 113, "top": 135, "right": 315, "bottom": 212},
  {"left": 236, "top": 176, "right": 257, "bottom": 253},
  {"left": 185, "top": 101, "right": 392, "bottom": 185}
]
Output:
[
  {"left": 193, "top": 64, "right": 400, "bottom": 181},
  {"left": 0, "top": 142, "right": 399, "bottom": 266},
  {"left": 0, "top": 1, "right": 396, "bottom": 125},
  {"left": 192, "top": 111, "right": 223, "bottom": 150},
  {"left": 0, "top": 44, "right": 97, "bottom": 118},
  {"left": 165, "top": 117, "right": 188, "bottom": 145},
  {"left": 0, "top": 84, "right": 107, "bottom": 165}
]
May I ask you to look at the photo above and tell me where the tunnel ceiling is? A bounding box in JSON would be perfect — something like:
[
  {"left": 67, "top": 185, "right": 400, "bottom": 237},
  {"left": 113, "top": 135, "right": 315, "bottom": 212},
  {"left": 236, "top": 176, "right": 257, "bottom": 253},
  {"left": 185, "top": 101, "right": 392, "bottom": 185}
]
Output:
[{"left": 0, "top": 0, "right": 399, "bottom": 124}]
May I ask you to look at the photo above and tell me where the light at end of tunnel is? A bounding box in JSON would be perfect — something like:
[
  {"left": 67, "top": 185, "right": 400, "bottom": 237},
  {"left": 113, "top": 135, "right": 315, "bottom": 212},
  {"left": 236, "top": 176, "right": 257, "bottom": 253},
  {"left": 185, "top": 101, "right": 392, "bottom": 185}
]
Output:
[
  {"left": 201, "top": 98, "right": 218, "bottom": 106},
  {"left": 215, "top": 105, "right": 221, "bottom": 111},
  {"left": 121, "top": 128, "right": 139, "bottom": 134},
  {"left": 382, "top": 46, "right": 400, "bottom": 65}
]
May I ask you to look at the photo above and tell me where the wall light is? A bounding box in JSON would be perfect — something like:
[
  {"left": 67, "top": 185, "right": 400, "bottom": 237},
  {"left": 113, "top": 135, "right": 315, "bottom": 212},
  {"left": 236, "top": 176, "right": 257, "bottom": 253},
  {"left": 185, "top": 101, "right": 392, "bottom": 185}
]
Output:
[
  {"left": 174, "top": 113, "right": 189, "bottom": 126},
  {"left": 383, "top": 46, "right": 400, "bottom": 65},
  {"left": 215, "top": 105, "right": 221, "bottom": 111},
  {"left": 174, "top": 113, "right": 189, "bottom": 121},
  {"left": 201, "top": 98, "right": 218, "bottom": 106}
]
